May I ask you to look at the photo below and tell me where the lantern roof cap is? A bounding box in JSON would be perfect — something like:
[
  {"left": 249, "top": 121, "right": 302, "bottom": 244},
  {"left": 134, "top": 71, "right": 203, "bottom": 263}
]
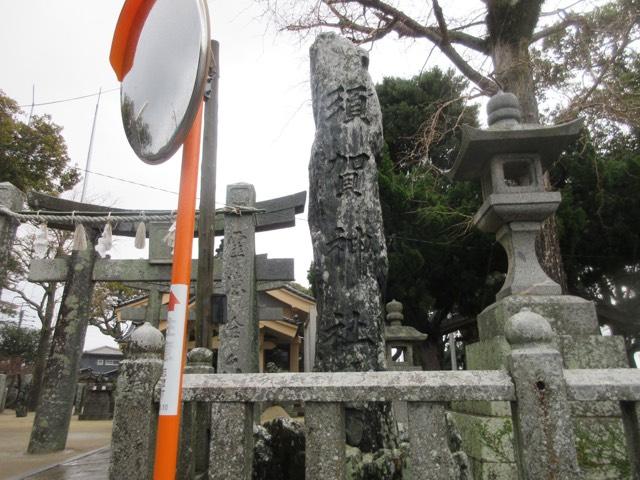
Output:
[{"left": 447, "top": 92, "right": 583, "bottom": 182}]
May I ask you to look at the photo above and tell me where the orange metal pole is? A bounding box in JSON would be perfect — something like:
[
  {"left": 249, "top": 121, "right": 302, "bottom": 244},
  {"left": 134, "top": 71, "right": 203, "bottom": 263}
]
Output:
[{"left": 153, "top": 102, "right": 203, "bottom": 480}]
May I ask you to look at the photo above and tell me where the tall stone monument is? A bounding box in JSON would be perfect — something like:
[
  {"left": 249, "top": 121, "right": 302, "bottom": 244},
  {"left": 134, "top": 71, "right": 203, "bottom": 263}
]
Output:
[{"left": 309, "top": 33, "right": 392, "bottom": 451}]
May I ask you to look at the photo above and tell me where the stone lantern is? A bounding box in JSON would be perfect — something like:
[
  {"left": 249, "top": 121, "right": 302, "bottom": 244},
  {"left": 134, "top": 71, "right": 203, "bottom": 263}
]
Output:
[
  {"left": 447, "top": 92, "right": 583, "bottom": 300},
  {"left": 384, "top": 299, "right": 427, "bottom": 371}
]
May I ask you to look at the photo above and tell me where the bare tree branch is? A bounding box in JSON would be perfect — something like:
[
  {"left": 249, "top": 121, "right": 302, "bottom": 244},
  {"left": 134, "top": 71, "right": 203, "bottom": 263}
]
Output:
[
  {"left": 333, "top": 0, "right": 489, "bottom": 51},
  {"left": 432, "top": 0, "right": 449, "bottom": 44},
  {"left": 332, "top": 0, "right": 497, "bottom": 93},
  {"left": 531, "top": 13, "right": 586, "bottom": 43},
  {"left": 4, "top": 285, "right": 43, "bottom": 315}
]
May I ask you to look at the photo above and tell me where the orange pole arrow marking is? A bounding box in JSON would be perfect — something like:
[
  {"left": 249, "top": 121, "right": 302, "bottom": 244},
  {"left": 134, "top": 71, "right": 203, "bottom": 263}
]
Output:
[{"left": 152, "top": 102, "right": 203, "bottom": 480}]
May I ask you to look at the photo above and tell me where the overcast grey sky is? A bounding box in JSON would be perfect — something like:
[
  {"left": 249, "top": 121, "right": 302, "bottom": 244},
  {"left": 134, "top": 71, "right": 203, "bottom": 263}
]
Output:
[
  {"left": 1, "top": 0, "right": 443, "bottom": 348},
  {"left": 1, "top": 0, "right": 580, "bottom": 348}
]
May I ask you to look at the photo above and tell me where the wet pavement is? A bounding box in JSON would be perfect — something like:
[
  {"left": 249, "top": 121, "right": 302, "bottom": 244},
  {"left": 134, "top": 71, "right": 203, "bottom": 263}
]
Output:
[{"left": 21, "top": 448, "right": 110, "bottom": 480}]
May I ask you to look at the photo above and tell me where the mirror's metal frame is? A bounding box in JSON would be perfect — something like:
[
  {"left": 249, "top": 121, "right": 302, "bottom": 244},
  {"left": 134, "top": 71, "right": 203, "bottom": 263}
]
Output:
[{"left": 119, "top": 0, "right": 211, "bottom": 164}]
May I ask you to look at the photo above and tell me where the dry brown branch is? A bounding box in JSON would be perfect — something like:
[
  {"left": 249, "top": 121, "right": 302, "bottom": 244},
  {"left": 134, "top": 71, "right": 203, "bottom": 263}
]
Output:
[
  {"left": 402, "top": 92, "right": 481, "bottom": 170},
  {"left": 532, "top": 12, "right": 587, "bottom": 42},
  {"left": 277, "top": 0, "right": 497, "bottom": 94}
]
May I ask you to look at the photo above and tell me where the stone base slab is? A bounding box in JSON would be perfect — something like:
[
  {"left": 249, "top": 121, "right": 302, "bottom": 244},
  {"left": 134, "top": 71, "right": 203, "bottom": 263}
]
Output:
[
  {"left": 448, "top": 412, "right": 515, "bottom": 464},
  {"left": 574, "top": 416, "right": 630, "bottom": 480},
  {"left": 559, "top": 335, "right": 627, "bottom": 369},
  {"left": 451, "top": 411, "right": 630, "bottom": 480},
  {"left": 478, "top": 295, "right": 599, "bottom": 339},
  {"left": 468, "top": 456, "right": 517, "bottom": 480},
  {"left": 466, "top": 337, "right": 511, "bottom": 370}
]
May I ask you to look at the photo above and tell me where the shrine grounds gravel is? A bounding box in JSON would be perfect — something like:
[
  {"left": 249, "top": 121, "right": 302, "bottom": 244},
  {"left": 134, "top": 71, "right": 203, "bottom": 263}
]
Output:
[{"left": 0, "top": 410, "right": 112, "bottom": 479}]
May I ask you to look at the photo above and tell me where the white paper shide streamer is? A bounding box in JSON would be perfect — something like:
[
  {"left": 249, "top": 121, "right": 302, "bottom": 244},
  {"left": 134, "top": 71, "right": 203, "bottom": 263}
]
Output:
[
  {"left": 72, "top": 223, "right": 88, "bottom": 251},
  {"left": 33, "top": 223, "right": 49, "bottom": 259},
  {"left": 134, "top": 221, "right": 146, "bottom": 249},
  {"left": 95, "top": 223, "right": 113, "bottom": 258},
  {"left": 163, "top": 220, "right": 176, "bottom": 252}
]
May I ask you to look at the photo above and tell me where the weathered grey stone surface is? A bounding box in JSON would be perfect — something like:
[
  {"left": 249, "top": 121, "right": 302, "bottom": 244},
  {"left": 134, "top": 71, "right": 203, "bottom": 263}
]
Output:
[
  {"left": 477, "top": 294, "right": 599, "bottom": 339},
  {"left": 0, "top": 183, "right": 24, "bottom": 290},
  {"left": 407, "top": 402, "right": 456, "bottom": 479},
  {"left": 383, "top": 300, "right": 425, "bottom": 442},
  {"left": 28, "top": 234, "right": 98, "bottom": 454},
  {"left": 148, "top": 221, "right": 173, "bottom": 264},
  {"left": 448, "top": 93, "right": 583, "bottom": 182},
  {"left": 26, "top": 189, "right": 306, "bottom": 237},
  {"left": 449, "top": 93, "right": 582, "bottom": 300},
  {"left": 29, "top": 253, "right": 294, "bottom": 284},
  {"left": 564, "top": 368, "right": 640, "bottom": 401},
  {"left": 0, "top": 373, "right": 7, "bottom": 413},
  {"left": 218, "top": 183, "right": 258, "bottom": 374},
  {"left": 178, "top": 348, "right": 214, "bottom": 480},
  {"left": 305, "top": 402, "right": 346, "bottom": 480},
  {"left": 495, "top": 219, "right": 562, "bottom": 299},
  {"left": 309, "top": 32, "right": 387, "bottom": 373},
  {"left": 180, "top": 370, "right": 514, "bottom": 403},
  {"left": 467, "top": 458, "right": 517, "bottom": 480},
  {"left": 458, "top": 293, "right": 633, "bottom": 479},
  {"left": 620, "top": 400, "right": 640, "bottom": 479},
  {"left": 209, "top": 402, "right": 254, "bottom": 480},
  {"left": 28, "top": 256, "right": 198, "bottom": 282},
  {"left": 109, "top": 322, "right": 164, "bottom": 480},
  {"left": 384, "top": 300, "right": 427, "bottom": 372},
  {"left": 446, "top": 412, "right": 473, "bottom": 480},
  {"left": 559, "top": 334, "right": 627, "bottom": 369},
  {"left": 506, "top": 309, "right": 582, "bottom": 479},
  {"left": 146, "top": 287, "right": 163, "bottom": 328},
  {"left": 308, "top": 32, "right": 391, "bottom": 452}
]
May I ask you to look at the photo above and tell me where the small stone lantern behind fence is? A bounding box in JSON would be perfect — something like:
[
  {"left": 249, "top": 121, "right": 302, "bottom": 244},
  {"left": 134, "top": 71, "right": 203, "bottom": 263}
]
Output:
[
  {"left": 447, "top": 92, "right": 583, "bottom": 299},
  {"left": 384, "top": 299, "right": 427, "bottom": 371},
  {"left": 384, "top": 299, "right": 428, "bottom": 433}
]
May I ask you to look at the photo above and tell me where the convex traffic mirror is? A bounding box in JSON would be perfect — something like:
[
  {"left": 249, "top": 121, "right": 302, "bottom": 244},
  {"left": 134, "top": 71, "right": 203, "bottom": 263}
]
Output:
[{"left": 112, "top": 0, "right": 210, "bottom": 163}]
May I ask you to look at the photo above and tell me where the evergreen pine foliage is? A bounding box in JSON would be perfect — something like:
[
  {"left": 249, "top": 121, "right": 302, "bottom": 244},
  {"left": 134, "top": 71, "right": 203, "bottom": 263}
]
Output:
[
  {"left": 376, "top": 70, "right": 503, "bottom": 367},
  {"left": 0, "top": 90, "right": 79, "bottom": 194}
]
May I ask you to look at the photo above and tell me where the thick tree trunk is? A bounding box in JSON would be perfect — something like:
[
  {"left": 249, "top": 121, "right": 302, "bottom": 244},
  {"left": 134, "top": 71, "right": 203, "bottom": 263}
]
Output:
[
  {"left": 492, "top": 40, "right": 539, "bottom": 123},
  {"left": 420, "top": 335, "right": 443, "bottom": 370},
  {"left": 28, "top": 283, "right": 56, "bottom": 411}
]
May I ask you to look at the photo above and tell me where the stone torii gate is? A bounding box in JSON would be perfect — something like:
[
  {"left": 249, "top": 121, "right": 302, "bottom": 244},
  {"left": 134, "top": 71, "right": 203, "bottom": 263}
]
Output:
[{"left": 25, "top": 184, "right": 305, "bottom": 453}]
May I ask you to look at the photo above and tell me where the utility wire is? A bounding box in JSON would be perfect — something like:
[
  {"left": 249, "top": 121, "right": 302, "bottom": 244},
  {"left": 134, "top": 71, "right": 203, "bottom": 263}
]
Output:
[
  {"left": 68, "top": 166, "right": 310, "bottom": 215},
  {"left": 18, "top": 87, "right": 119, "bottom": 109},
  {"left": 71, "top": 165, "right": 182, "bottom": 197}
]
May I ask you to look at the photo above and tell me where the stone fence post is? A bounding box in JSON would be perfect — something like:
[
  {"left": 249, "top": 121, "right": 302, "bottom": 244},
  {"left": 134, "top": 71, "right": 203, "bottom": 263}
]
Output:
[
  {"left": 505, "top": 309, "right": 582, "bottom": 479},
  {"left": 110, "top": 323, "right": 164, "bottom": 480},
  {"left": 178, "top": 347, "right": 215, "bottom": 480},
  {"left": 0, "top": 183, "right": 24, "bottom": 291}
]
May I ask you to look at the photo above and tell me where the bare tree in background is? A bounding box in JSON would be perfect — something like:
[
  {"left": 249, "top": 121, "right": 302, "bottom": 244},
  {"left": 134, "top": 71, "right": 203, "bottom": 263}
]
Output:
[
  {"left": 5, "top": 226, "right": 142, "bottom": 409},
  {"left": 89, "top": 281, "right": 143, "bottom": 341},
  {"left": 4, "top": 227, "right": 71, "bottom": 410}
]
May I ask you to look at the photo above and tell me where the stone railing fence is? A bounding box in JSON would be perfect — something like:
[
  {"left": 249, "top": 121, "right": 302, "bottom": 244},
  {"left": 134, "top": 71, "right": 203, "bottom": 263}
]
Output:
[{"left": 109, "top": 311, "right": 640, "bottom": 480}]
